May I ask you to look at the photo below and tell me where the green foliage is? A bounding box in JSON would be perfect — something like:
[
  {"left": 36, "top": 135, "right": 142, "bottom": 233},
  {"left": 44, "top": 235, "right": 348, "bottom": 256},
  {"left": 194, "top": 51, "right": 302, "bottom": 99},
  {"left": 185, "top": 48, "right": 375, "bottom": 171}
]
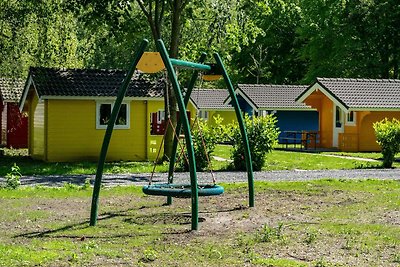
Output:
[
  {"left": 177, "top": 116, "right": 231, "bottom": 171},
  {"left": 0, "top": 0, "right": 83, "bottom": 78},
  {"left": 233, "top": 0, "right": 306, "bottom": 84},
  {"left": 298, "top": 0, "right": 400, "bottom": 81},
  {"left": 255, "top": 223, "right": 285, "bottom": 243},
  {"left": 140, "top": 247, "right": 158, "bottom": 263},
  {"left": 304, "top": 229, "right": 318, "bottom": 245},
  {"left": 0, "top": 180, "right": 399, "bottom": 266},
  {"left": 231, "top": 115, "right": 280, "bottom": 171},
  {"left": 373, "top": 118, "right": 400, "bottom": 168},
  {"left": 62, "top": 178, "right": 91, "bottom": 191},
  {"left": 5, "top": 163, "right": 22, "bottom": 189}
]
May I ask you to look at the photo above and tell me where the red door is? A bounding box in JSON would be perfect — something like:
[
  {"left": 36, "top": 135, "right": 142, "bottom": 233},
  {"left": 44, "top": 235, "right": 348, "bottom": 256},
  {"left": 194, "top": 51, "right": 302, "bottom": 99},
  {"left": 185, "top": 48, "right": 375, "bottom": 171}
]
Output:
[
  {"left": 6, "top": 103, "right": 28, "bottom": 148},
  {"left": 0, "top": 102, "right": 3, "bottom": 145}
]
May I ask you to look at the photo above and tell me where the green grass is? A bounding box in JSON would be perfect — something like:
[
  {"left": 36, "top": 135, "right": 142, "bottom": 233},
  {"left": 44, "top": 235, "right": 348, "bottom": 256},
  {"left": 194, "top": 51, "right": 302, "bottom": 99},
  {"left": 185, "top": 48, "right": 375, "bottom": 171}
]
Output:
[
  {"left": 0, "top": 149, "right": 168, "bottom": 176},
  {"left": 0, "top": 179, "right": 398, "bottom": 266},
  {"left": 1, "top": 146, "right": 397, "bottom": 177}
]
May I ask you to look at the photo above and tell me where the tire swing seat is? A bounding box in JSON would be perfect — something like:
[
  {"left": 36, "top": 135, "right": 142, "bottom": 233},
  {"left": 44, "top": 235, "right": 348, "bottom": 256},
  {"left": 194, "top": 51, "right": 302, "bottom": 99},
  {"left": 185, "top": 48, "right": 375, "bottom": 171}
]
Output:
[{"left": 142, "top": 183, "right": 224, "bottom": 198}]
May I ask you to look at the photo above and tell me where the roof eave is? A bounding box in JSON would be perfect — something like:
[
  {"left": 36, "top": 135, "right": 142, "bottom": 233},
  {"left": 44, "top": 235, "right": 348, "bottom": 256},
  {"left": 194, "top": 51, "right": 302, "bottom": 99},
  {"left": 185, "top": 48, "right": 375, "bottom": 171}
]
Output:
[
  {"left": 257, "top": 107, "right": 318, "bottom": 111},
  {"left": 350, "top": 107, "right": 400, "bottom": 111},
  {"left": 232, "top": 86, "right": 258, "bottom": 110},
  {"left": 296, "top": 79, "right": 349, "bottom": 112},
  {"left": 19, "top": 75, "right": 37, "bottom": 112}
]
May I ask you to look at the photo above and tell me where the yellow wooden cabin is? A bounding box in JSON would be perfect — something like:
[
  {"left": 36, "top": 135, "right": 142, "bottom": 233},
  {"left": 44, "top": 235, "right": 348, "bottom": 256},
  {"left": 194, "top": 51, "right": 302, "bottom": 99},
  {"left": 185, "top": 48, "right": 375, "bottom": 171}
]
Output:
[
  {"left": 296, "top": 78, "right": 400, "bottom": 151},
  {"left": 19, "top": 67, "right": 199, "bottom": 162},
  {"left": 189, "top": 88, "right": 236, "bottom": 126}
]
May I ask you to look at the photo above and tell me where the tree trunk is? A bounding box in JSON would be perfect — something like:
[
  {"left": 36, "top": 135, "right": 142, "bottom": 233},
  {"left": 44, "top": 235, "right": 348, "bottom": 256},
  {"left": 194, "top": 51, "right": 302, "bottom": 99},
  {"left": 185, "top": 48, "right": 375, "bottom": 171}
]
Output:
[{"left": 164, "top": 0, "right": 183, "bottom": 160}]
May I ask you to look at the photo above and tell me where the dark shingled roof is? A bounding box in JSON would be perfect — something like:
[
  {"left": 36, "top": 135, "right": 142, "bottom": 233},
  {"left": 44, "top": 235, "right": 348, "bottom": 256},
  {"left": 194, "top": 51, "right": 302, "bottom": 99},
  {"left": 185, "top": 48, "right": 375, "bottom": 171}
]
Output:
[
  {"left": 309, "top": 77, "right": 400, "bottom": 109},
  {"left": 237, "top": 84, "right": 311, "bottom": 109},
  {"left": 190, "top": 89, "right": 232, "bottom": 110},
  {"left": 28, "top": 67, "right": 164, "bottom": 98},
  {"left": 0, "top": 78, "right": 25, "bottom": 102}
]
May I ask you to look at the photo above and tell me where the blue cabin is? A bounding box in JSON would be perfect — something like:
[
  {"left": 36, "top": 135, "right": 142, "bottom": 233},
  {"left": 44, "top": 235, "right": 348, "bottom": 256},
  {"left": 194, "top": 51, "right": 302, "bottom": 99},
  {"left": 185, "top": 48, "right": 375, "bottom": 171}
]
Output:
[{"left": 232, "top": 84, "right": 319, "bottom": 144}]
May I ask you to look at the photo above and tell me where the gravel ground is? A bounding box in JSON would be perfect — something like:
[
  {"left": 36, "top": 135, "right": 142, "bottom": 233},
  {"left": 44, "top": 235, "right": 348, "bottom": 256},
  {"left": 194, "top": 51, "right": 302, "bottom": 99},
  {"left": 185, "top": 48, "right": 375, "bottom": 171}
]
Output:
[{"left": 0, "top": 169, "right": 399, "bottom": 187}]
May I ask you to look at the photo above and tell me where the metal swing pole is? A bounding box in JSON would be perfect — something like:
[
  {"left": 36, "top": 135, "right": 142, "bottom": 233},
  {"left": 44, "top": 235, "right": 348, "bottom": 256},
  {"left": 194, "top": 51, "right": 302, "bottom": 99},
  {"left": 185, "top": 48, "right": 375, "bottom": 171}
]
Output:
[
  {"left": 166, "top": 52, "right": 207, "bottom": 205},
  {"left": 90, "top": 39, "right": 149, "bottom": 226},
  {"left": 156, "top": 39, "right": 200, "bottom": 230},
  {"left": 213, "top": 53, "right": 255, "bottom": 207}
]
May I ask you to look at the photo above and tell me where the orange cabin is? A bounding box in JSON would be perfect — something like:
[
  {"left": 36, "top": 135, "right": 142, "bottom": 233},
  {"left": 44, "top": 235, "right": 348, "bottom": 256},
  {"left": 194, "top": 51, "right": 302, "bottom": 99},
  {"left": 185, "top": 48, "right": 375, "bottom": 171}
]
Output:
[{"left": 296, "top": 78, "right": 400, "bottom": 152}]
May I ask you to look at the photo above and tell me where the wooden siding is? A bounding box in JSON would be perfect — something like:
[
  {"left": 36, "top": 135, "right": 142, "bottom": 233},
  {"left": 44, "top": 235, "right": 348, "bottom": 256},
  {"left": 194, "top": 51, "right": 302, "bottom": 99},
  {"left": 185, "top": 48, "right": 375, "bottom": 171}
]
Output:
[
  {"left": 46, "top": 99, "right": 150, "bottom": 162},
  {"left": 304, "top": 91, "right": 333, "bottom": 148},
  {"left": 358, "top": 111, "right": 400, "bottom": 151},
  {"left": 5, "top": 103, "right": 28, "bottom": 148},
  {"left": 303, "top": 88, "right": 400, "bottom": 152},
  {"left": 30, "top": 95, "right": 46, "bottom": 160}
]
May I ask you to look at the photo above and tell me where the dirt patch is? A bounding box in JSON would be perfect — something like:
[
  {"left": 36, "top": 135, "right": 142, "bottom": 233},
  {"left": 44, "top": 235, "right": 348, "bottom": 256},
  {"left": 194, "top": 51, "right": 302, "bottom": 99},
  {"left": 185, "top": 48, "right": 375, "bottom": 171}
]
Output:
[{"left": 1, "top": 184, "right": 399, "bottom": 266}]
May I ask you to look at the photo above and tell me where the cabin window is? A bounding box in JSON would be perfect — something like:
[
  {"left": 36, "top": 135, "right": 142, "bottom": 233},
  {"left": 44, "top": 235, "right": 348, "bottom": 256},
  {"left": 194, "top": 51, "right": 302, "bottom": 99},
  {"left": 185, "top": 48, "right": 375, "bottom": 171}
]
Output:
[
  {"left": 346, "top": 111, "right": 356, "bottom": 125},
  {"left": 96, "top": 102, "right": 130, "bottom": 129},
  {"left": 199, "top": 110, "right": 208, "bottom": 121},
  {"left": 150, "top": 110, "right": 191, "bottom": 135},
  {"left": 157, "top": 110, "right": 165, "bottom": 124},
  {"left": 150, "top": 110, "right": 166, "bottom": 135},
  {"left": 335, "top": 106, "right": 342, "bottom": 127}
]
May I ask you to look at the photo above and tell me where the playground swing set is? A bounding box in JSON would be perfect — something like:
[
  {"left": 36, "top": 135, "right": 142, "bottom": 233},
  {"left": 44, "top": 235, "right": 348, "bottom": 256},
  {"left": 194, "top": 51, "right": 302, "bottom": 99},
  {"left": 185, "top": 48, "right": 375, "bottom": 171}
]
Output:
[{"left": 89, "top": 38, "right": 254, "bottom": 230}]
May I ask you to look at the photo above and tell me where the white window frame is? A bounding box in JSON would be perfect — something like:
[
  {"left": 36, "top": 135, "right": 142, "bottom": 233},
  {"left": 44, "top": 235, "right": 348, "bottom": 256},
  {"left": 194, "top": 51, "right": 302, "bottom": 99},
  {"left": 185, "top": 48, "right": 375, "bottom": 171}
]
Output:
[
  {"left": 157, "top": 110, "right": 165, "bottom": 124},
  {"left": 199, "top": 110, "right": 209, "bottom": 121},
  {"left": 259, "top": 110, "right": 268, "bottom": 117},
  {"left": 96, "top": 101, "right": 130, "bottom": 129},
  {"left": 345, "top": 111, "right": 356, "bottom": 126}
]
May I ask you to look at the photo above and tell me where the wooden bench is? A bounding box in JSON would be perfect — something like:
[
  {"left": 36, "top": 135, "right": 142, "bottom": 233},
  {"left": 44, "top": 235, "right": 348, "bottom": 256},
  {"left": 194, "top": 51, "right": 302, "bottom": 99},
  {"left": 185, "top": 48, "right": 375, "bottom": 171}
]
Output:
[
  {"left": 279, "top": 131, "right": 319, "bottom": 150},
  {"left": 279, "top": 131, "right": 304, "bottom": 149}
]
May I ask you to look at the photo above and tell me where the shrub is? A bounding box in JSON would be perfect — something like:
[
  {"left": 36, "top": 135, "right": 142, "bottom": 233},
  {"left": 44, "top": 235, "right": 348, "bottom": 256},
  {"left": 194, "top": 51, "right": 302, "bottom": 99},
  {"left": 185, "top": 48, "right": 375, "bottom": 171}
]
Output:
[
  {"left": 373, "top": 118, "right": 400, "bottom": 168},
  {"left": 5, "top": 163, "right": 22, "bottom": 189},
  {"left": 230, "top": 115, "right": 280, "bottom": 171},
  {"left": 176, "top": 116, "right": 228, "bottom": 171}
]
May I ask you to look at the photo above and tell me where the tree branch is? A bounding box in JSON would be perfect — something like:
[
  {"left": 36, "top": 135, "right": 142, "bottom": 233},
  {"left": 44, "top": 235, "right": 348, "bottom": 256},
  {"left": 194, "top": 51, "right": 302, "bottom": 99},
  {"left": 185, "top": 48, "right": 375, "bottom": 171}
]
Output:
[
  {"left": 167, "top": 0, "right": 173, "bottom": 9},
  {"left": 135, "top": 0, "right": 150, "bottom": 18}
]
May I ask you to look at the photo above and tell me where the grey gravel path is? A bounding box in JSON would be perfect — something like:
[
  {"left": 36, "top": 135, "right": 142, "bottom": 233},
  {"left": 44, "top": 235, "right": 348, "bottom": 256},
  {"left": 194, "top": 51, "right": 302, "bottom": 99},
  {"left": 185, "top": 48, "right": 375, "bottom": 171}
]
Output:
[{"left": 1, "top": 169, "right": 399, "bottom": 187}]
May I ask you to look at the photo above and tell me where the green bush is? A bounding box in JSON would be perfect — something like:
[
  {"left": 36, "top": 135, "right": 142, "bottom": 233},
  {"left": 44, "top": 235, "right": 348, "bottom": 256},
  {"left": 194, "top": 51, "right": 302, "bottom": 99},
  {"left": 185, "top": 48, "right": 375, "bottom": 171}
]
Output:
[
  {"left": 230, "top": 115, "right": 280, "bottom": 171},
  {"left": 373, "top": 118, "right": 400, "bottom": 168},
  {"left": 176, "top": 116, "right": 229, "bottom": 171},
  {"left": 5, "top": 163, "right": 22, "bottom": 189}
]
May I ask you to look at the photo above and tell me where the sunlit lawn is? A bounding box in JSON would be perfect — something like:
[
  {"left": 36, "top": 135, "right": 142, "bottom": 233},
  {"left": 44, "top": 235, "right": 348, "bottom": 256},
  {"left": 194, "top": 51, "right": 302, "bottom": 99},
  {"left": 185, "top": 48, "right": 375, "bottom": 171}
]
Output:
[
  {"left": 1, "top": 145, "right": 397, "bottom": 177},
  {"left": 0, "top": 179, "right": 399, "bottom": 266}
]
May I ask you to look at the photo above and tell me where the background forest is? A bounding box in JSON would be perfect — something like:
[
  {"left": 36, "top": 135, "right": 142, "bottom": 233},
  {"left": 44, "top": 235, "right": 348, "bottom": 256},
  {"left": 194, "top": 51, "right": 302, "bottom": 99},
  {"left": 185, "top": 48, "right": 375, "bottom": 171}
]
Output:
[{"left": 1, "top": 0, "right": 399, "bottom": 85}]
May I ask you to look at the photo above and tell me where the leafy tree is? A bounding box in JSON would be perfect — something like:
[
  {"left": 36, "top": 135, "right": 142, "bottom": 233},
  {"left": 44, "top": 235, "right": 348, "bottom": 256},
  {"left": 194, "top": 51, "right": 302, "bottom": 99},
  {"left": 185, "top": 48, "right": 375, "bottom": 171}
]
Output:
[
  {"left": 232, "top": 0, "right": 306, "bottom": 85},
  {"left": 298, "top": 0, "right": 400, "bottom": 82},
  {"left": 0, "top": 0, "right": 83, "bottom": 78}
]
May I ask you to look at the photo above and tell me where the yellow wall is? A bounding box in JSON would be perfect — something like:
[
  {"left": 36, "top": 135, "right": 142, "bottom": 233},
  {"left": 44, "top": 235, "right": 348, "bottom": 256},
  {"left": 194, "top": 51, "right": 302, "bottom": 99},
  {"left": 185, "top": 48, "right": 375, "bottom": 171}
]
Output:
[
  {"left": 28, "top": 95, "right": 238, "bottom": 161},
  {"left": 45, "top": 99, "right": 162, "bottom": 162},
  {"left": 208, "top": 110, "right": 236, "bottom": 126},
  {"left": 29, "top": 93, "right": 46, "bottom": 160},
  {"left": 358, "top": 111, "right": 400, "bottom": 151}
]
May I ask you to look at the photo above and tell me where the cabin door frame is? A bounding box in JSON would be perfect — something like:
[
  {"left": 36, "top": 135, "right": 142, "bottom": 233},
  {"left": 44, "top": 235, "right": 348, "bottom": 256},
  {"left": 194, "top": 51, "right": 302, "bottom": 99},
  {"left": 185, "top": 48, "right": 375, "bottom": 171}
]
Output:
[{"left": 332, "top": 105, "right": 344, "bottom": 148}]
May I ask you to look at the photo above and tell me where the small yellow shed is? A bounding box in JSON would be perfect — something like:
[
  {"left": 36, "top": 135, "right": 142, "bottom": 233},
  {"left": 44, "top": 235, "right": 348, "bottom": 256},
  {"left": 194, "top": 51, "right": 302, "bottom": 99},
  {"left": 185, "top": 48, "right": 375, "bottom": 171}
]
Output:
[
  {"left": 19, "top": 67, "right": 170, "bottom": 162},
  {"left": 189, "top": 88, "right": 236, "bottom": 126}
]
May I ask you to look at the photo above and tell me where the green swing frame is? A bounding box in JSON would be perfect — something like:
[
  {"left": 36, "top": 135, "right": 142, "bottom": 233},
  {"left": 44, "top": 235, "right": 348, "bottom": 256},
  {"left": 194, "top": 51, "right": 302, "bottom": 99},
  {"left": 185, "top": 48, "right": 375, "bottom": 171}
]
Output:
[{"left": 89, "top": 38, "right": 254, "bottom": 230}]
